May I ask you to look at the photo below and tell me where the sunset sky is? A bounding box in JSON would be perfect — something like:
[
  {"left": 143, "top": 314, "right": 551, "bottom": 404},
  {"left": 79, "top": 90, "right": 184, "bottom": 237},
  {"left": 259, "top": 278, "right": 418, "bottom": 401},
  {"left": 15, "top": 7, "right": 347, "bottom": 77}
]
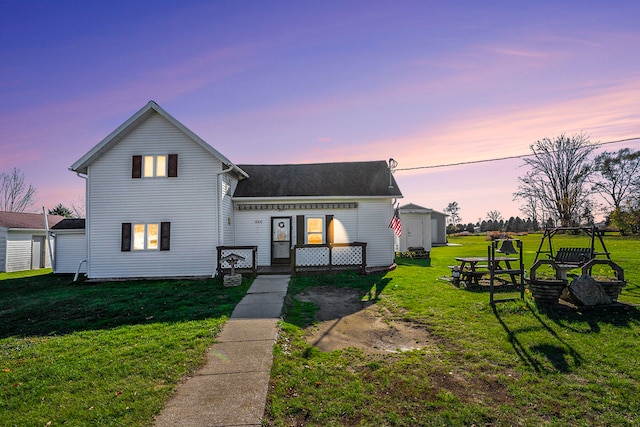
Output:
[{"left": 2, "top": 1, "right": 639, "bottom": 223}]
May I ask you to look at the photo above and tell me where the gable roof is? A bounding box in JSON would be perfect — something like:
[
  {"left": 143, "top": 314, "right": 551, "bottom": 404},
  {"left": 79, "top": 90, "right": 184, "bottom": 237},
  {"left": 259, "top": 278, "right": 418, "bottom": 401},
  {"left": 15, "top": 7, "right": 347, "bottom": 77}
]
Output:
[
  {"left": 399, "top": 203, "right": 430, "bottom": 211},
  {"left": 0, "top": 212, "right": 64, "bottom": 230},
  {"left": 233, "top": 161, "right": 403, "bottom": 198},
  {"left": 398, "top": 203, "right": 447, "bottom": 216},
  {"left": 51, "top": 218, "right": 86, "bottom": 230},
  {"left": 69, "top": 101, "right": 248, "bottom": 178}
]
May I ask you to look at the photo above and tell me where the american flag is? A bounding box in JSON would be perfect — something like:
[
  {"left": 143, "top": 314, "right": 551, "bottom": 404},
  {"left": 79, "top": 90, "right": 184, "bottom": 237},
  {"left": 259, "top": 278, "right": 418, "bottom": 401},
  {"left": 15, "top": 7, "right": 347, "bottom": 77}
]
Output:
[{"left": 388, "top": 208, "right": 402, "bottom": 236}]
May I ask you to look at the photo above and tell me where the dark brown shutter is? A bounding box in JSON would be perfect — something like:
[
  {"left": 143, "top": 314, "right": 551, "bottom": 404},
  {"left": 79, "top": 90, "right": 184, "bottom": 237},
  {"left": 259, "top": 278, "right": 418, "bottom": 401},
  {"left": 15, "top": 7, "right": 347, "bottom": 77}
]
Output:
[
  {"left": 168, "top": 154, "right": 178, "bottom": 177},
  {"left": 121, "top": 223, "right": 132, "bottom": 251},
  {"left": 132, "top": 156, "right": 142, "bottom": 178},
  {"left": 296, "top": 215, "right": 305, "bottom": 246},
  {"left": 326, "top": 215, "right": 334, "bottom": 245},
  {"left": 160, "top": 222, "right": 171, "bottom": 251}
]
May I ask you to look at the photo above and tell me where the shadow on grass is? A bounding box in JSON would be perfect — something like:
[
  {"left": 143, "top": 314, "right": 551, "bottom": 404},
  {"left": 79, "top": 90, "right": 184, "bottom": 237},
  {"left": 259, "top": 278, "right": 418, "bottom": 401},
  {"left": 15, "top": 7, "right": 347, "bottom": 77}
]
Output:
[
  {"left": 0, "top": 273, "right": 251, "bottom": 339},
  {"left": 395, "top": 257, "right": 433, "bottom": 268},
  {"left": 493, "top": 299, "right": 640, "bottom": 373},
  {"left": 620, "top": 279, "right": 640, "bottom": 299},
  {"left": 539, "top": 300, "right": 640, "bottom": 333},
  {"left": 283, "top": 271, "right": 391, "bottom": 328},
  {"left": 492, "top": 303, "right": 583, "bottom": 373}
]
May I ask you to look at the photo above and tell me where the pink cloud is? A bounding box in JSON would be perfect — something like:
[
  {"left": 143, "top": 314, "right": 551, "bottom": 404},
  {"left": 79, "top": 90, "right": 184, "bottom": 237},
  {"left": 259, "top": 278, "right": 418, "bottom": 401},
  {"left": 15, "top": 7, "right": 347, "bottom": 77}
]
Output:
[{"left": 307, "top": 78, "right": 640, "bottom": 170}]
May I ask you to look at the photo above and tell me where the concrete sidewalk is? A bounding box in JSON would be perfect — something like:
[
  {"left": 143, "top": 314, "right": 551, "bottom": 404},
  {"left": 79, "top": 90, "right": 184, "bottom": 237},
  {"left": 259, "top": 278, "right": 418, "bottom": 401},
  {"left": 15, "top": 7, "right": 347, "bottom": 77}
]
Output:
[{"left": 154, "top": 275, "right": 290, "bottom": 427}]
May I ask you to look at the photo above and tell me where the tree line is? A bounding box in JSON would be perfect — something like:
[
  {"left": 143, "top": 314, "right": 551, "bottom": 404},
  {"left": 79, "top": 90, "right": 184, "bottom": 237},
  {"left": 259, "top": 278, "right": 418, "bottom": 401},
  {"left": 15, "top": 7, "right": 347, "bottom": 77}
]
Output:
[{"left": 445, "top": 133, "right": 640, "bottom": 235}]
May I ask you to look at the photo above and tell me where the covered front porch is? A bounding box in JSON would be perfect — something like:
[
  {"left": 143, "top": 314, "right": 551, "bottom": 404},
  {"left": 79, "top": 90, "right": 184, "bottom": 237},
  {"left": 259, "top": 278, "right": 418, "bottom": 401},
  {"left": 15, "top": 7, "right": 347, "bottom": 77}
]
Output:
[{"left": 217, "top": 242, "right": 369, "bottom": 277}]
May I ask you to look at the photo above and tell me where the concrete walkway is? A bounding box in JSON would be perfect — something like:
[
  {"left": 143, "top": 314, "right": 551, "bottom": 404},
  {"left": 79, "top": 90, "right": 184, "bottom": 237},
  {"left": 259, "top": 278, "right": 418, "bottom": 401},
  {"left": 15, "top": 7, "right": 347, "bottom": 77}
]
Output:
[{"left": 154, "top": 275, "right": 290, "bottom": 427}]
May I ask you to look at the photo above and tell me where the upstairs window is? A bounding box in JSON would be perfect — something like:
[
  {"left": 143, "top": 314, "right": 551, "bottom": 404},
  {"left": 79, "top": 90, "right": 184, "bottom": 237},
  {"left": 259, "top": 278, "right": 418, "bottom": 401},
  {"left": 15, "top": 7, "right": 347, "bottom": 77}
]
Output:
[
  {"left": 132, "top": 154, "right": 178, "bottom": 178},
  {"left": 144, "top": 155, "right": 166, "bottom": 177}
]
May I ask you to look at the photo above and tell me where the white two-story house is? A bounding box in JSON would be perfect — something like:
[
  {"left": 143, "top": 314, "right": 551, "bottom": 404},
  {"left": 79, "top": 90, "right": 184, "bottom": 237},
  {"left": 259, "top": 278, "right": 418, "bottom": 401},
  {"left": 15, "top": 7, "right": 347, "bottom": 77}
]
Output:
[{"left": 66, "top": 101, "right": 402, "bottom": 279}]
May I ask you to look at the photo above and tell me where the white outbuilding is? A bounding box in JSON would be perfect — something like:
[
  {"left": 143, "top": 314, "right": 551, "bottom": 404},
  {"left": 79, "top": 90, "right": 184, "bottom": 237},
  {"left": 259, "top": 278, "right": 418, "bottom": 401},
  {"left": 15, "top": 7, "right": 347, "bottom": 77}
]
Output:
[
  {"left": 395, "top": 203, "right": 447, "bottom": 254},
  {"left": 0, "top": 212, "right": 63, "bottom": 272},
  {"left": 50, "top": 219, "right": 86, "bottom": 274}
]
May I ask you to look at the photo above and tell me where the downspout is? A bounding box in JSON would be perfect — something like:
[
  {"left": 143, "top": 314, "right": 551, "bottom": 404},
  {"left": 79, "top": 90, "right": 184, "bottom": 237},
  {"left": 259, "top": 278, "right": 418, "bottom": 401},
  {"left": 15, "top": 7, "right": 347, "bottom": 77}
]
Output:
[
  {"left": 214, "top": 165, "right": 234, "bottom": 277},
  {"left": 76, "top": 171, "right": 88, "bottom": 278},
  {"left": 42, "top": 206, "right": 55, "bottom": 271}
]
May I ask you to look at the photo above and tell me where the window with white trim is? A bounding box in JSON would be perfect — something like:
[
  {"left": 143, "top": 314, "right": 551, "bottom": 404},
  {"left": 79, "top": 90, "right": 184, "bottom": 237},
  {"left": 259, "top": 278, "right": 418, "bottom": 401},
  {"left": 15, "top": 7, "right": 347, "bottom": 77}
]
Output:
[
  {"left": 143, "top": 155, "right": 167, "bottom": 177},
  {"left": 133, "top": 223, "right": 159, "bottom": 250},
  {"left": 306, "top": 217, "right": 324, "bottom": 244},
  {"left": 121, "top": 222, "right": 170, "bottom": 251},
  {"left": 132, "top": 154, "right": 178, "bottom": 178}
]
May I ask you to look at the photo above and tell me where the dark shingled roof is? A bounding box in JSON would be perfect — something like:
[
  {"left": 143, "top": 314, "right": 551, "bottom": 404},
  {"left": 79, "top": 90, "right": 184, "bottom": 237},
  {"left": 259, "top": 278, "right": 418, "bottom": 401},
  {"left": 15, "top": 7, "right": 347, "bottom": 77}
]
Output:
[
  {"left": 0, "top": 212, "right": 64, "bottom": 229},
  {"left": 234, "top": 161, "right": 403, "bottom": 198},
  {"left": 51, "top": 218, "right": 86, "bottom": 230}
]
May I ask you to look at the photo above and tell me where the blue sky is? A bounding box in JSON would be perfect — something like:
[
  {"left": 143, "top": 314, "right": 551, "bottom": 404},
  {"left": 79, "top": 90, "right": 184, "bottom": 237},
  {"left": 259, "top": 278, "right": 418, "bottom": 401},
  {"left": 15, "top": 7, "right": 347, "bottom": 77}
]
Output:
[{"left": 1, "top": 1, "right": 639, "bottom": 222}]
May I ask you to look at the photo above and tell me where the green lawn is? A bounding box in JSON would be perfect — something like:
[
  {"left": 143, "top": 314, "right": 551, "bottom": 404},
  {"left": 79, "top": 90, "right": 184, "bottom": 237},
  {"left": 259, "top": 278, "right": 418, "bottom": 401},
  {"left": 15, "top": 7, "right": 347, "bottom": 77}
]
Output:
[
  {"left": 2, "top": 234, "right": 639, "bottom": 426},
  {"left": 266, "top": 233, "right": 640, "bottom": 426},
  {"left": 0, "top": 271, "right": 251, "bottom": 426}
]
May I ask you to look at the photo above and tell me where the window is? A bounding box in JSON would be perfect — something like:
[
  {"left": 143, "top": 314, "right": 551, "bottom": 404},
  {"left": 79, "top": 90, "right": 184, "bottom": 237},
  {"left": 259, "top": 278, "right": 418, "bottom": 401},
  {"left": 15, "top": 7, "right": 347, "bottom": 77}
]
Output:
[
  {"left": 132, "top": 154, "right": 178, "bottom": 178},
  {"left": 143, "top": 155, "right": 166, "bottom": 177},
  {"left": 122, "top": 222, "right": 170, "bottom": 251},
  {"left": 133, "top": 223, "right": 147, "bottom": 250},
  {"left": 133, "top": 223, "right": 158, "bottom": 250},
  {"left": 306, "top": 217, "right": 324, "bottom": 244}
]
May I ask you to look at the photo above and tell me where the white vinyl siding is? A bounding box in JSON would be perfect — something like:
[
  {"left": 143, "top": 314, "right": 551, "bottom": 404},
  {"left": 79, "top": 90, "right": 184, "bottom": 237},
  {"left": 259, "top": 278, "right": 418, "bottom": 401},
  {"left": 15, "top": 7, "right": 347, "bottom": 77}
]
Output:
[
  {"left": 86, "top": 113, "right": 222, "bottom": 278},
  {"left": 0, "top": 228, "right": 7, "bottom": 272},
  {"left": 356, "top": 200, "right": 396, "bottom": 267},
  {"left": 2, "top": 230, "right": 53, "bottom": 272},
  {"left": 232, "top": 198, "right": 394, "bottom": 267},
  {"left": 234, "top": 212, "right": 272, "bottom": 266},
  {"left": 222, "top": 176, "right": 238, "bottom": 246},
  {"left": 7, "top": 234, "right": 32, "bottom": 272},
  {"left": 54, "top": 232, "right": 87, "bottom": 274}
]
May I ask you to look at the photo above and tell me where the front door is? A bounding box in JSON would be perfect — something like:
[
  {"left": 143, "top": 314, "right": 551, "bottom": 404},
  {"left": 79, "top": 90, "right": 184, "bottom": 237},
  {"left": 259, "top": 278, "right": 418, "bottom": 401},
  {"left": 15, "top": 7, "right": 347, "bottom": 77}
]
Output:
[{"left": 271, "top": 217, "right": 291, "bottom": 264}]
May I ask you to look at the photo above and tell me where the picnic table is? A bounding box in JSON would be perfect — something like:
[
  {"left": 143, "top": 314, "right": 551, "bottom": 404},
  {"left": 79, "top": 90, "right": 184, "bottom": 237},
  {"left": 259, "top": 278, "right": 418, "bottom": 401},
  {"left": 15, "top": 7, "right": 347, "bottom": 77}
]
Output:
[{"left": 452, "top": 256, "right": 519, "bottom": 285}]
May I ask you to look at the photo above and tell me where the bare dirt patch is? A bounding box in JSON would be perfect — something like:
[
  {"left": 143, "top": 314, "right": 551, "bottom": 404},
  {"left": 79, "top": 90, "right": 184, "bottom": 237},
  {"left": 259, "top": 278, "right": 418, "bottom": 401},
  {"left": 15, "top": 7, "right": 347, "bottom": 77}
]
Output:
[{"left": 294, "top": 286, "right": 434, "bottom": 354}]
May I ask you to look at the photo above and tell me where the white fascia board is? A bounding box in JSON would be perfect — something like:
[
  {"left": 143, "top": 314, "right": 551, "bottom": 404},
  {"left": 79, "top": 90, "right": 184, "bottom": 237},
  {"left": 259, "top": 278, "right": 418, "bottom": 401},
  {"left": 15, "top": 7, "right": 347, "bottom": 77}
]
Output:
[{"left": 50, "top": 229, "right": 85, "bottom": 235}]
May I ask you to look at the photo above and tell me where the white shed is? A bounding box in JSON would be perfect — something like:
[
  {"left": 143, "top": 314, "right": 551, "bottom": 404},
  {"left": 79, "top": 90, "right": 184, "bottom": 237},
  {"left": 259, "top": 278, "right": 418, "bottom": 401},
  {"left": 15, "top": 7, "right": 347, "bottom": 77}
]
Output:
[
  {"left": 51, "top": 219, "right": 87, "bottom": 274},
  {"left": 0, "top": 212, "right": 63, "bottom": 273},
  {"left": 395, "top": 203, "right": 447, "bottom": 253}
]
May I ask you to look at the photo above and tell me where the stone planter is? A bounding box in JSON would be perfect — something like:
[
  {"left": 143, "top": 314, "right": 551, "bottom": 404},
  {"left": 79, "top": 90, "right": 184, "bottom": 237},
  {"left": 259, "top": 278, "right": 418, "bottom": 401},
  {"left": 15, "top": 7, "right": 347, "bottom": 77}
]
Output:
[
  {"left": 528, "top": 280, "right": 566, "bottom": 305},
  {"left": 223, "top": 274, "right": 243, "bottom": 287},
  {"left": 596, "top": 280, "right": 626, "bottom": 302}
]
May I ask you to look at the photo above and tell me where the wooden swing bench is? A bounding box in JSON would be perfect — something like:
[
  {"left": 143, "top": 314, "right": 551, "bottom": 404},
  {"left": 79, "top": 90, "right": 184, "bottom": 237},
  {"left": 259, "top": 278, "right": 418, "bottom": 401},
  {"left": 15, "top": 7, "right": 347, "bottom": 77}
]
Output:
[{"left": 551, "top": 247, "right": 593, "bottom": 267}]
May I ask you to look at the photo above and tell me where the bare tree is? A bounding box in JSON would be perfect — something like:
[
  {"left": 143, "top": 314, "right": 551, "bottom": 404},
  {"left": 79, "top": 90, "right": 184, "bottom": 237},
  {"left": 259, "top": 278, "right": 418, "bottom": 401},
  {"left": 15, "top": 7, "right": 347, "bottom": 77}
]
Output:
[
  {"left": 592, "top": 148, "right": 640, "bottom": 210},
  {"left": 0, "top": 168, "right": 36, "bottom": 212},
  {"left": 486, "top": 210, "right": 503, "bottom": 222},
  {"left": 514, "top": 133, "right": 596, "bottom": 227},
  {"left": 71, "top": 195, "right": 86, "bottom": 218},
  {"left": 444, "top": 201, "right": 461, "bottom": 226}
]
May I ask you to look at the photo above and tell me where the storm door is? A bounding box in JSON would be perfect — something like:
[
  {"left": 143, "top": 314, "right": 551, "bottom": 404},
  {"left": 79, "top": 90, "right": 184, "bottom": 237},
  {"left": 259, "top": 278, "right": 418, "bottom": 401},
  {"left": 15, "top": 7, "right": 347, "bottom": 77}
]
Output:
[{"left": 271, "top": 217, "right": 291, "bottom": 264}]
